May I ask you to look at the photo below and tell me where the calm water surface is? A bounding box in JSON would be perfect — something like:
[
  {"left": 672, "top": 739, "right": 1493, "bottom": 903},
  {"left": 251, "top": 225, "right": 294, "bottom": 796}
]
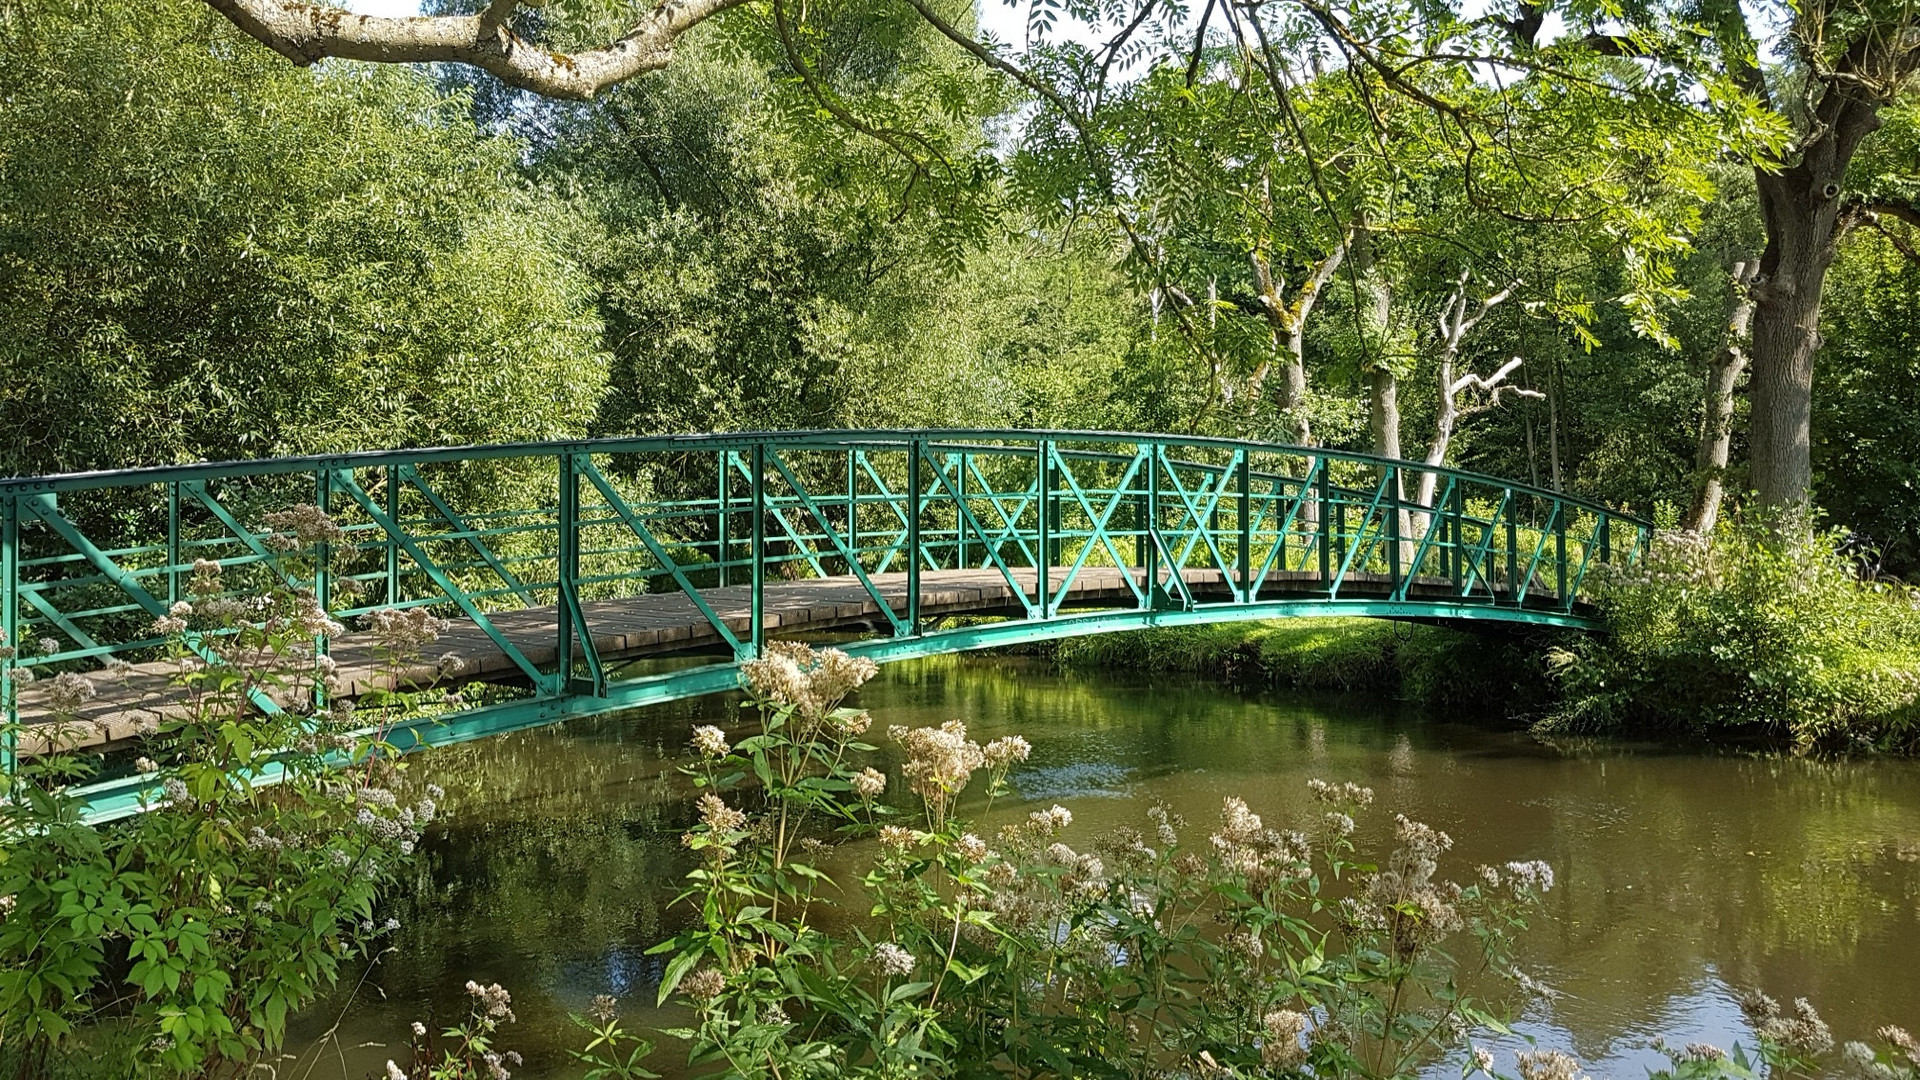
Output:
[{"left": 291, "top": 655, "right": 1920, "bottom": 1077}]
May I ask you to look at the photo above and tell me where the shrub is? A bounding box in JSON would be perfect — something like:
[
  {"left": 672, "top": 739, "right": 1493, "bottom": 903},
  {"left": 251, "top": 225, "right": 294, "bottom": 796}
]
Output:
[
  {"left": 631, "top": 641, "right": 1554, "bottom": 1078},
  {"left": 0, "top": 511, "right": 446, "bottom": 1078},
  {"left": 1544, "top": 513, "right": 1920, "bottom": 749}
]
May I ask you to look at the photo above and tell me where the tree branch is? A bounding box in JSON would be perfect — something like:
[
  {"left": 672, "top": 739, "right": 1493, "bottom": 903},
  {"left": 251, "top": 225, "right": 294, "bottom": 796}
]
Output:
[{"left": 199, "top": 0, "right": 748, "bottom": 100}]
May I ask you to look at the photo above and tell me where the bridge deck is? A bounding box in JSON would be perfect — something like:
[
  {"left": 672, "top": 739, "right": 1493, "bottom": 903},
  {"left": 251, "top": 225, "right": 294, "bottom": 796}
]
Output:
[{"left": 13, "top": 566, "right": 1551, "bottom": 755}]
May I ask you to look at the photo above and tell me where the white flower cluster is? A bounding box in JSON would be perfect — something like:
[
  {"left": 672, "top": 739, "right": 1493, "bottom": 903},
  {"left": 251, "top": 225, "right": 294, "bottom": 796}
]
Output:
[{"left": 739, "top": 641, "right": 879, "bottom": 720}]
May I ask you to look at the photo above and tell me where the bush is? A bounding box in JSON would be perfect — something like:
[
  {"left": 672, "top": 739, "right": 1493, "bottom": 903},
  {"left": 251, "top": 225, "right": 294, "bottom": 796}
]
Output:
[
  {"left": 0, "top": 511, "right": 448, "bottom": 1078},
  {"left": 1543, "top": 514, "right": 1920, "bottom": 749}
]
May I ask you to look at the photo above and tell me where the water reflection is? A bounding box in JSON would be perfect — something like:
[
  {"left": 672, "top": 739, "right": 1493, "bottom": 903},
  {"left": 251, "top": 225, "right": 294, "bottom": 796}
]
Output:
[{"left": 291, "top": 654, "right": 1920, "bottom": 1078}]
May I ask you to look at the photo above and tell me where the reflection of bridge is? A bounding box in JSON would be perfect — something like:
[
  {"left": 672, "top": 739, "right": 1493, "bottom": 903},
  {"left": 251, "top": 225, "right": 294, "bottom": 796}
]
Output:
[{"left": 1, "top": 430, "right": 1650, "bottom": 817}]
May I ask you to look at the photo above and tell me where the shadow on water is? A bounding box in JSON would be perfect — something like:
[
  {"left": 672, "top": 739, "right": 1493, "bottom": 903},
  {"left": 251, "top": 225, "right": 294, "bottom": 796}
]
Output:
[{"left": 289, "top": 654, "right": 1920, "bottom": 1078}]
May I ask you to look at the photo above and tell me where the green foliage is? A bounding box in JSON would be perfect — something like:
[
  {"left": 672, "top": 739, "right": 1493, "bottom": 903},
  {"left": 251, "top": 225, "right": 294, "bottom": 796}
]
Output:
[
  {"left": 1814, "top": 228, "right": 1920, "bottom": 578},
  {"left": 0, "top": 519, "right": 441, "bottom": 1077},
  {"left": 1544, "top": 516, "right": 1920, "bottom": 748},
  {"left": 0, "top": 0, "right": 607, "bottom": 477},
  {"left": 638, "top": 640, "right": 1551, "bottom": 1079},
  {"left": 1050, "top": 619, "right": 1558, "bottom": 716}
]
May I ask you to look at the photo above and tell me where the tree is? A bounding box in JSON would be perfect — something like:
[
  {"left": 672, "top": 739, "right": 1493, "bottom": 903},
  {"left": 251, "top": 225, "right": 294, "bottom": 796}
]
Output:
[{"left": 0, "top": 0, "right": 607, "bottom": 476}]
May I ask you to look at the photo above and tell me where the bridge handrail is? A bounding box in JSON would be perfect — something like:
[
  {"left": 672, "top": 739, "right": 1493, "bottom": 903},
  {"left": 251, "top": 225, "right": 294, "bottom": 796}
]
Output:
[{"left": 0, "top": 429, "right": 1651, "bottom": 527}]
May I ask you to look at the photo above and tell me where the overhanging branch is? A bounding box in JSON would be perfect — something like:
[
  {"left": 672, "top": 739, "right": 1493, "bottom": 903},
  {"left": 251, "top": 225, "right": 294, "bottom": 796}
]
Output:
[{"left": 200, "top": 0, "right": 749, "bottom": 100}]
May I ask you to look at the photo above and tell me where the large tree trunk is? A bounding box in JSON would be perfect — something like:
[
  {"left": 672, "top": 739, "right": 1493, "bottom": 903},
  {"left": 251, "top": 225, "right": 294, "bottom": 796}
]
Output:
[
  {"left": 1682, "top": 261, "right": 1759, "bottom": 534},
  {"left": 1746, "top": 92, "right": 1885, "bottom": 508}
]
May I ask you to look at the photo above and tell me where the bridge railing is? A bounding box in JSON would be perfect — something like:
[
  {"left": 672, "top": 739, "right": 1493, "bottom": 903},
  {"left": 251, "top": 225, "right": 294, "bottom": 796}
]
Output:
[{"left": 1, "top": 430, "right": 1651, "bottom": 770}]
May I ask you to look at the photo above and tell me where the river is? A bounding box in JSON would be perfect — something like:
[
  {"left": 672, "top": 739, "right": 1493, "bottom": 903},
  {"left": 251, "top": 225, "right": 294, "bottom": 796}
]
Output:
[{"left": 289, "top": 653, "right": 1920, "bottom": 1078}]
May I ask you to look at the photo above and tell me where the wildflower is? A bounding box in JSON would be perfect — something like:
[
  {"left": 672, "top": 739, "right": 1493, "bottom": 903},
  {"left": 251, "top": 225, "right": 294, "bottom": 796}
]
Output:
[
  {"left": 441, "top": 692, "right": 464, "bottom": 708},
  {"left": 741, "top": 652, "right": 810, "bottom": 708},
  {"left": 1032, "top": 805, "right": 1072, "bottom": 831},
  {"left": 1211, "top": 796, "right": 1263, "bottom": 852},
  {"left": 1742, "top": 991, "right": 1833, "bottom": 1054},
  {"left": 878, "top": 825, "right": 917, "bottom": 850},
  {"left": 893, "top": 720, "right": 988, "bottom": 801},
  {"left": 1879, "top": 1026, "right": 1920, "bottom": 1063},
  {"left": 150, "top": 615, "right": 188, "bottom": 636},
  {"left": 292, "top": 596, "right": 345, "bottom": 638},
  {"left": 983, "top": 735, "right": 1032, "bottom": 769},
  {"left": 436, "top": 651, "right": 466, "bottom": 676},
  {"left": 0, "top": 645, "right": 13, "bottom": 660},
  {"left": 1394, "top": 815, "right": 1453, "bottom": 857},
  {"left": 168, "top": 600, "right": 194, "bottom": 619},
  {"left": 872, "top": 942, "right": 916, "bottom": 977},
  {"left": 852, "top": 767, "right": 887, "bottom": 798},
  {"left": 1504, "top": 859, "right": 1554, "bottom": 892},
  {"left": 264, "top": 504, "right": 348, "bottom": 548},
  {"left": 955, "top": 833, "right": 988, "bottom": 862},
  {"left": 690, "top": 725, "right": 730, "bottom": 759},
  {"left": 1146, "top": 803, "right": 1179, "bottom": 847},
  {"left": 764, "top": 1003, "right": 789, "bottom": 1025},
  {"left": 482, "top": 1051, "right": 510, "bottom": 1080},
  {"left": 740, "top": 642, "right": 877, "bottom": 719},
  {"left": 411, "top": 1021, "right": 428, "bottom": 1037},
  {"left": 37, "top": 637, "right": 59, "bottom": 655},
  {"left": 1324, "top": 812, "right": 1355, "bottom": 836},
  {"left": 464, "top": 980, "right": 515, "bottom": 1022},
  {"left": 0, "top": 895, "right": 15, "bottom": 918},
  {"left": 1260, "top": 1009, "right": 1309, "bottom": 1068},
  {"left": 1679, "top": 1044, "right": 1727, "bottom": 1063},
  {"left": 162, "top": 777, "right": 191, "bottom": 808},
  {"left": 135, "top": 756, "right": 158, "bottom": 774},
  {"left": 45, "top": 671, "right": 96, "bottom": 713},
  {"left": 697, "top": 793, "right": 747, "bottom": 833},
  {"left": 363, "top": 607, "right": 451, "bottom": 656},
  {"left": 1471, "top": 1046, "right": 1496, "bottom": 1073},
  {"left": 386, "top": 1062, "right": 407, "bottom": 1080},
  {"left": 1514, "top": 1049, "right": 1585, "bottom": 1080},
  {"left": 680, "top": 967, "right": 726, "bottom": 1001},
  {"left": 590, "top": 995, "right": 619, "bottom": 1024},
  {"left": 838, "top": 710, "right": 873, "bottom": 736}
]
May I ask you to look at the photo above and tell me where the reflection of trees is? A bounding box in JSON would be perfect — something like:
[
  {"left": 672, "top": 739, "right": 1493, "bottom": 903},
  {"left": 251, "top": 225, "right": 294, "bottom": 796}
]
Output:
[{"left": 295, "top": 656, "right": 1920, "bottom": 1075}]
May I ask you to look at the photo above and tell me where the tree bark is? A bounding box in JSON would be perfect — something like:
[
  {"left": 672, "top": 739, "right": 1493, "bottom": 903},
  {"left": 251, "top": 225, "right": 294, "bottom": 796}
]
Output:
[
  {"left": 1682, "top": 260, "right": 1759, "bottom": 534},
  {"left": 1248, "top": 233, "right": 1350, "bottom": 447},
  {"left": 198, "top": 0, "right": 748, "bottom": 100},
  {"left": 1746, "top": 86, "right": 1889, "bottom": 507}
]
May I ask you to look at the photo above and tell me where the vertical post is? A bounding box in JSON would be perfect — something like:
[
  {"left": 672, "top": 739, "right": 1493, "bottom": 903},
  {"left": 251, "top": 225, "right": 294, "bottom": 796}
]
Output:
[
  {"left": 1555, "top": 503, "right": 1569, "bottom": 603},
  {"left": 314, "top": 470, "right": 333, "bottom": 617},
  {"left": 847, "top": 450, "right": 860, "bottom": 572},
  {"left": 907, "top": 440, "right": 923, "bottom": 634},
  {"left": 1386, "top": 466, "right": 1401, "bottom": 589},
  {"left": 751, "top": 444, "right": 766, "bottom": 655},
  {"left": 385, "top": 464, "right": 400, "bottom": 606},
  {"left": 1506, "top": 510, "right": 1520, "bottom": 601},
  {"left": 1317, "top": 458, "right": 1332, "bottom": 587},
  {"left": 1037, "top": 440, "right": 1051, "bottom": 615},
  {"left": 1236, "top": 452, "right": 1251, "bottom": 602},
  {"left": 1447, "top": 485, "right": 1462, "bottom": 594},
  {"left": 1597, "top": 514, "right": 1612, "bottom": 565},
  {"left": 718, "top": 451, "right": 732, "bottom": 588},
  {"left": 2, "top": 494, "right": 17, "bottom": 776},
  {"left": 955, "top": 452, "right": 969, "bottom": 570},
  {"left": 843, "top": 449, "right": 856, "bottom": 577},
  {"left": 315, "top": 470, "right": 335, "bottom": 711},
  {"left": 556, "top": 452, "right": 577, "bottom": 693},
  {"left": 167, "top": 481, "right": 181, "bottom": 606},
  {"left": 1145, "top": 446, "right": 1160, "bottom": 608}
]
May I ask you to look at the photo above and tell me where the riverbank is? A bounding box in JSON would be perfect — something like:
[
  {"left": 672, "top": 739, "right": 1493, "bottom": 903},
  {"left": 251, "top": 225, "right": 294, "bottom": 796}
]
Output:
[{"left": 1032, "top": 618, "right": 1563, "bottom": 718}]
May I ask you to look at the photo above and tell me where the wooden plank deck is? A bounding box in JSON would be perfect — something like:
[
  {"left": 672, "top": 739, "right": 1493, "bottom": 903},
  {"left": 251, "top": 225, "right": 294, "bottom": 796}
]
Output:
[{"left": 11, "top": 566, "right": 1535, "bottom": 754}]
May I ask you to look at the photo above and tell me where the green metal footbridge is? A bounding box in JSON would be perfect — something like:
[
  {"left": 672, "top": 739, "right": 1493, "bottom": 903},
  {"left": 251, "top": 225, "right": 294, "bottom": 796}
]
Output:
[{"left": 1, "top": 430, "right": 1650, "bottom": 818}]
